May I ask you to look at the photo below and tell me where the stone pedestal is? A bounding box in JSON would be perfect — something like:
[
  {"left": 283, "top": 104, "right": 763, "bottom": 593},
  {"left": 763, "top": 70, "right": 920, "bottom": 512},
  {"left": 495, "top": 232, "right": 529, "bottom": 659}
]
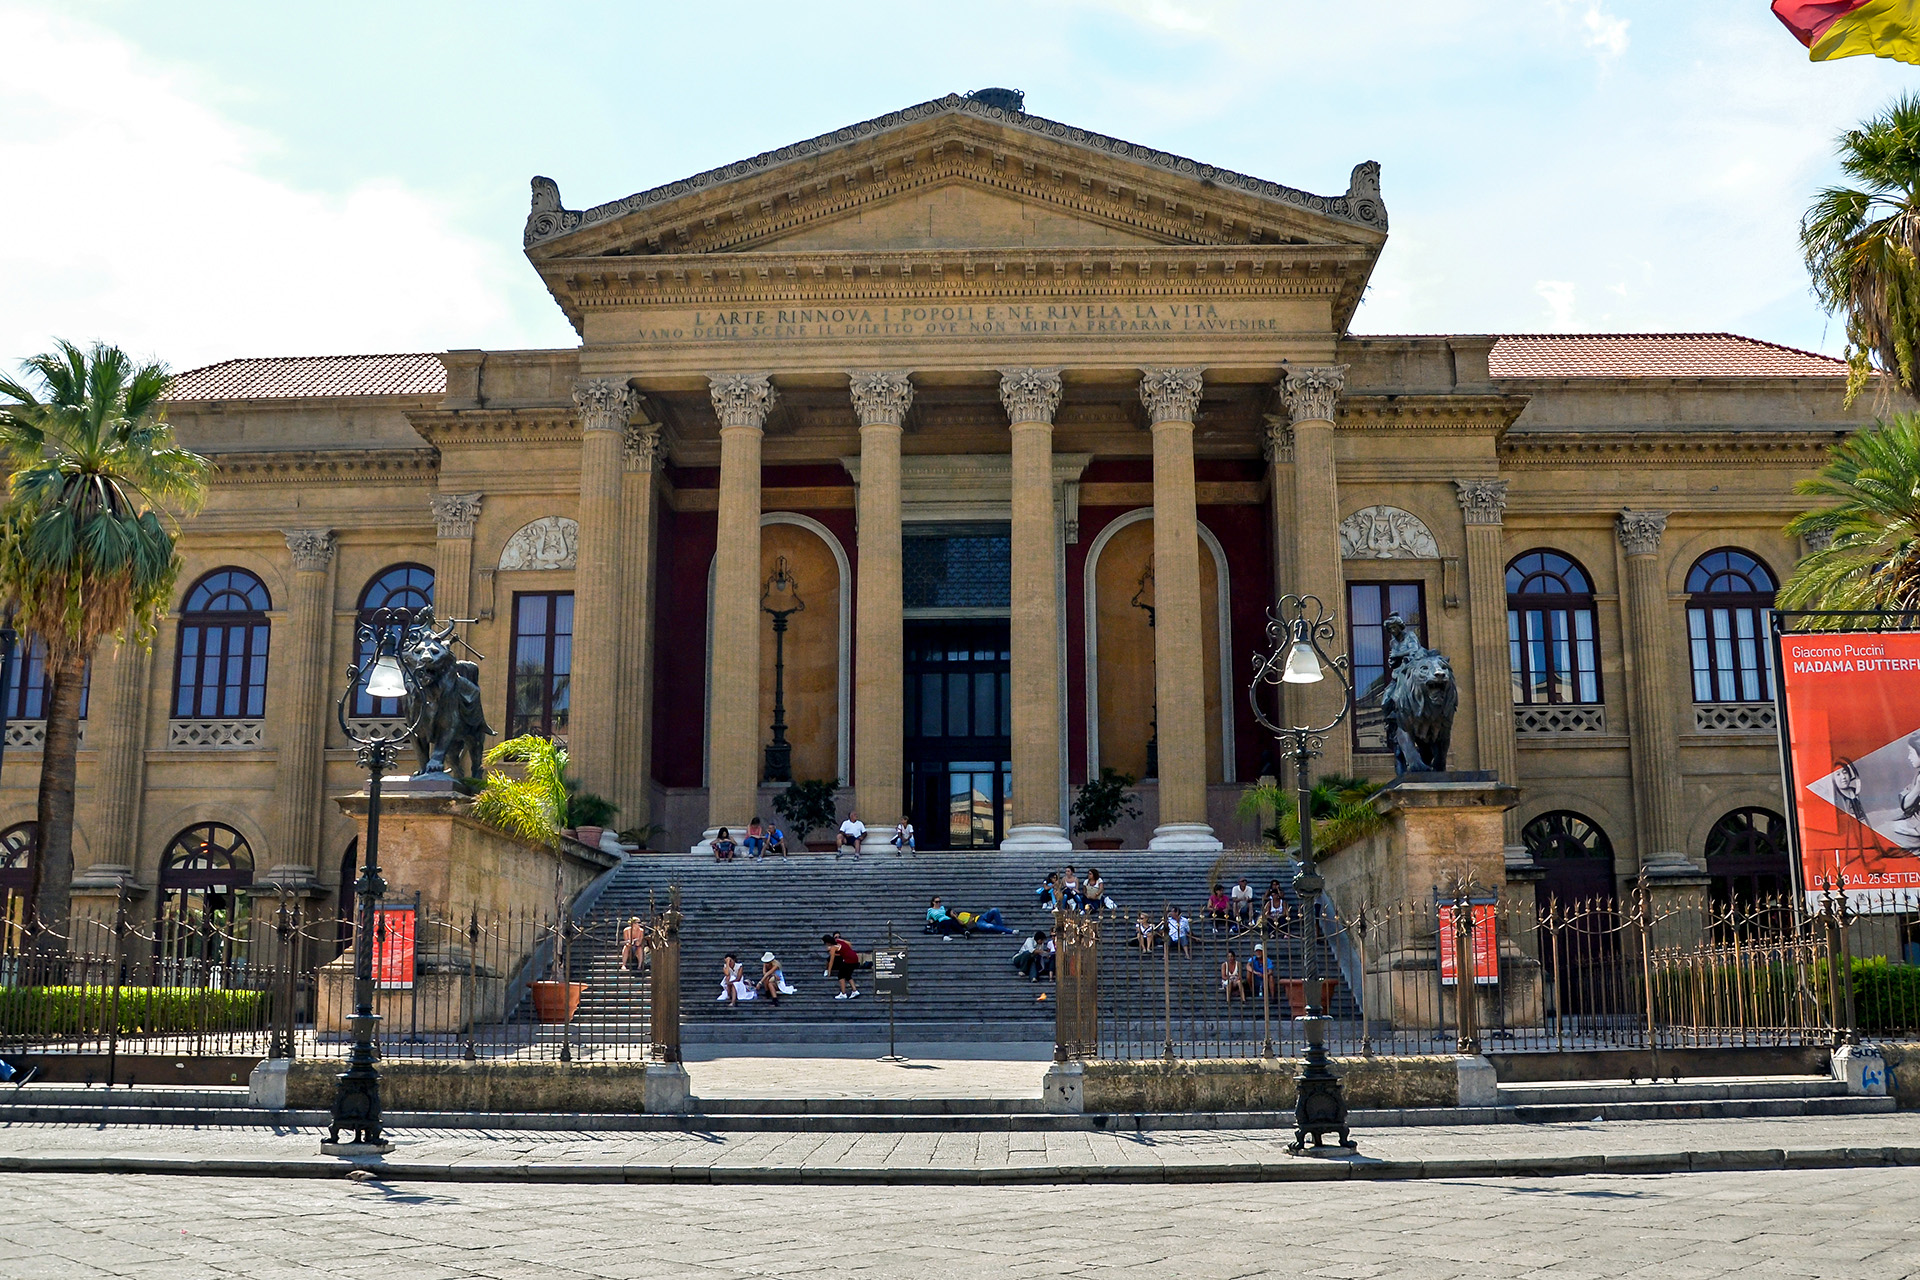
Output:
[{"left": 1640, "top": 856, "right": 1714, "bottom": 950}]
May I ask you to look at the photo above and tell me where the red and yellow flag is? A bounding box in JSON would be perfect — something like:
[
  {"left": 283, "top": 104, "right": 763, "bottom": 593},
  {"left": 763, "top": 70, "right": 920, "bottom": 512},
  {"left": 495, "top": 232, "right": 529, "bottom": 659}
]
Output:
[{"left": 1774, "top": 0, "right": 1920, "bottom": 63}]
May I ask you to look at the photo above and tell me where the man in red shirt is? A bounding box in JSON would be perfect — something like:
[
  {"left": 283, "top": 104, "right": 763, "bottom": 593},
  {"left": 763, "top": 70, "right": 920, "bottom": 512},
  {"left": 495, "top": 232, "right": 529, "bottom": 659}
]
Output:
[{"left": 822, "top": 932, "right": 861, "bottom": 1000}]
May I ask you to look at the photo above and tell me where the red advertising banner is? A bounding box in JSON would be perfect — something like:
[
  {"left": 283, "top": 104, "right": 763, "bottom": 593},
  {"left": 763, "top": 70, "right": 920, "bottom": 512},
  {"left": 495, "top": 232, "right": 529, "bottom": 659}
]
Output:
[
  {"left": 1779, "top": 629, "right": 1920, "bottom": 909},
  {"left": 1438, "top": 902, "right": 1498, "bottom": 986},
  {"left": 373, "top": 905, "right": 416, "bottom": 989}
]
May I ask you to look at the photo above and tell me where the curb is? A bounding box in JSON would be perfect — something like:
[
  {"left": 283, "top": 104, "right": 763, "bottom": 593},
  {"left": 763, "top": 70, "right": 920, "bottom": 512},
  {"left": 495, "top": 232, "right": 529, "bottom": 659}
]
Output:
[{"left": 2, "top": 1146, "right": 1917, "bottom": 1185}]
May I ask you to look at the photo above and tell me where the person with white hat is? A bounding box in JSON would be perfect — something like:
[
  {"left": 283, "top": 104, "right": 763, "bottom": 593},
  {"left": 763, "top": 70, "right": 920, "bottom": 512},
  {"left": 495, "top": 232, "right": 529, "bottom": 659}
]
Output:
[
  {"left": 757, "top": 950, "right": 795, "bottom": 1004},
  {"left": 1247, "top": 942, "right": 1273, "bottom": 1000}
]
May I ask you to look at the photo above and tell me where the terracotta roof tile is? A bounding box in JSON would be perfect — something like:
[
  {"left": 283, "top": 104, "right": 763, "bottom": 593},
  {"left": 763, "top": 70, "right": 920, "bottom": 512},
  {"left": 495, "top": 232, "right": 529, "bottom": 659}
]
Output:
[
  {"left": 1487, "top": 333, "right": 1844, "bottom": 379},
  {"left": 166, "top": 354, "right": 446, "bottom": 402}
]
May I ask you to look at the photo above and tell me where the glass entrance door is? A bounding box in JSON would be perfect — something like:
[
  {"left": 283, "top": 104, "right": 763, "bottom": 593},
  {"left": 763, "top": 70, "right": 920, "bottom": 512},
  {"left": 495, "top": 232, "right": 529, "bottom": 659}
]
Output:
[{"left": 904, "top": 622, "right": 1012, "bottom": 850}]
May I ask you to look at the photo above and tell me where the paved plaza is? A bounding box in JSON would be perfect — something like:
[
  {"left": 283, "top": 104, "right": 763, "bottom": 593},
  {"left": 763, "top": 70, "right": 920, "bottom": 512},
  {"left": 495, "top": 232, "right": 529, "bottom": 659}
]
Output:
[{"left": 2, "top": 1165, "right": 1915, "bottom": 1279}]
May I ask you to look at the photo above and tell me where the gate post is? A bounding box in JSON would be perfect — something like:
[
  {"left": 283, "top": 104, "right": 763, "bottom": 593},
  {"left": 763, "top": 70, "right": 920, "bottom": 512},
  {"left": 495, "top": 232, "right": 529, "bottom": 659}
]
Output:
[
  {"left": 643, "top": 891, "right": 689, "bottom": 1114},
  {"left": 1046, "top": 908, "right": 1096, "bottom": 1114},
  {"left": 1821, "top": 888, "right": 1857, "bottom": 1046}
]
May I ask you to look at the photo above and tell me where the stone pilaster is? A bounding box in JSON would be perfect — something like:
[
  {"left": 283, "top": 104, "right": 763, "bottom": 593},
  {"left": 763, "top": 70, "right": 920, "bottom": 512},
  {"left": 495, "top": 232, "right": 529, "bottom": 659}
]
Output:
[
  {"left": 569, "top": 377, "right": 640, "bottom": 800},
  {"left": 1456, "top": 479, "right": 1520, "bottom": 839},
  {"left": 848, "top": 371, "right": 913, "bottom": 846},
  {"left": 1141, "top": 367, "right": 1221, "bottom": 852},
  {"left": 1280, "top": 364, "right": 1350, "bottom": 779},
  {"left": 614, "top": 422, "right": 667, "bottom": 830},
  {"left": 1616, "top": 509, "right": 1691, "bottom": 875},
  {"left": 86, "top": 636, "right": 152, "bottom": 881},
  {"left": 1263, "top": 414, "right": 1295, "bottom": 600},
  {"left": 430, "top": 493, "right": 482, "bottom": 619},
  {"left": 274, "top": 529, "right": 335, "bottom": 877},
  {"left": 998, "top": 368, "right": 1072, "bottom": 852},
  {"left": 703, "top": 373, "right": 776, "bottom": 849}
]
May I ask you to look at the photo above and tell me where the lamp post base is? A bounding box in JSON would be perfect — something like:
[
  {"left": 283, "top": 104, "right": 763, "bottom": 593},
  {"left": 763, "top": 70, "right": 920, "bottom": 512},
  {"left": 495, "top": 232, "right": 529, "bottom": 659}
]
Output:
[
  {"left": 1288, "top": 1015, "right": 1356, "bottom": 1154},
  {"left": 320, "top": 1139, "right": 394, "bottom": 1157}
]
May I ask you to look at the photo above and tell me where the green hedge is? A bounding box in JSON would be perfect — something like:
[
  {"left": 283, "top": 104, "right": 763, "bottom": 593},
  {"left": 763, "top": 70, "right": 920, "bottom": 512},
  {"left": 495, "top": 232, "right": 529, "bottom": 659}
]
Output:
[
  {"left": 1851, "top": 957, "right": 1920, "bottom": 1032},
  {"left": 0, "top": 985, "right": 268, "bottom": 1036}
]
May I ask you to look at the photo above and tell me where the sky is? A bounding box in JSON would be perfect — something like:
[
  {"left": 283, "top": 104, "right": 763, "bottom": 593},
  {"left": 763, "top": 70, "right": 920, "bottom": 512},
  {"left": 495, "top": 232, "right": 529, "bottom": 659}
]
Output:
[{"left": 0, "top": 0, "right": 1913, "bottom": 374}]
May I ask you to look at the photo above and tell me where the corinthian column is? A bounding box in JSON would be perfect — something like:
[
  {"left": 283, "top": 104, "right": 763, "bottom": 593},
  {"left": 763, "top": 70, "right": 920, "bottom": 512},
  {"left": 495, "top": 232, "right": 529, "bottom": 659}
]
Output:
[
  {"left": 1617, "top": 509, "right": 1690, "bottom": 874},
  {"left": 1141, "top": 368, "right": 1221, "bottom": 852},
  {"left": 998, "top": 368, "right": 1072, "bottom": 853},
  {"left": 613, "top": 422, "right": 666, "bottom": 831},
  {"left": 1456, "top": 480, "right": 1520, "bottom": 839},
  {"left": 703, "top": 373, "right": 776, "bottom": 850},
  {"left": 430, "top": 493, "right": 482, "bottom": 621},
  {"left": 849, "top": 371, "right": 913, "bottom": 847},
  {"left": 273, "top": 529, "right": 335, "bottom": 878},
  {"left": 1281, "top": 364, "right": 1350, "bottom": 778},
  {"left": 569, "top": 377, "right": 640, "bottom": 800}
]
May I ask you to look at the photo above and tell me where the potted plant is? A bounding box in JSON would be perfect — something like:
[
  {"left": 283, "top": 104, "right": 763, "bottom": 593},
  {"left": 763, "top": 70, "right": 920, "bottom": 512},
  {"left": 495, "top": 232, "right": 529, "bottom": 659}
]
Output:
[
  {"left": 617, "top": 823, "right": 669, "bottom": 853},
  {"left": 567, "top": 789, "right": 618, "bottom": 850},
  {"left": 774, "top": 778, "right": 841, "bottom": 851},
  {"left": 1071, "top": 767, "right": 1141, "bottom": 849},
  {"left": 531, "top": 916, "right": 585, "bottom": 1023},
  {"left": 472, "top": 736, "right": 569, "bottom": 848}
]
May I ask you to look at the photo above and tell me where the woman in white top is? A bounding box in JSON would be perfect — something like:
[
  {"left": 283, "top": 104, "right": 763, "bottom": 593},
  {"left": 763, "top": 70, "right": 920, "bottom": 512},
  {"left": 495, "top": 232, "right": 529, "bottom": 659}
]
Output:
[
  {"left": 757, "top": 951, "right": 795, "bottom": 1004},
  {"left": 1083, "top": 869, "right": 1108, "bottom": 912},
  {"left": 892, "top": 821, "right": 915, "bottom": 854},
  {"left": 717, "top": 953, "right": 757, "bottom": 1006}
]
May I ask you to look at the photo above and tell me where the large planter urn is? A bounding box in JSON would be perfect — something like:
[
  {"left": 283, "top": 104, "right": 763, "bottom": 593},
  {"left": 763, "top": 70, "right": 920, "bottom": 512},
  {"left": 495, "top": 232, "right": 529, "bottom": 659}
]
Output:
[{"left": 531, "top": 981, "right": 585, "bottom": 1023}]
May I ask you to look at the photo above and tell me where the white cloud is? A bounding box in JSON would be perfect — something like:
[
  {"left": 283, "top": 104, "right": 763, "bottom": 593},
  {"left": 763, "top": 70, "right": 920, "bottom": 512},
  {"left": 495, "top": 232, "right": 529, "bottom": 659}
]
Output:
[
  {"left": 1580, "top": 3, "right": 1630, "bottom": 58},
  {"left": 1536, "top": 281, "right": 1579, "bottom": 328},
  {"left": 0, "top": 5, "right": 519, "bottom": 373}
]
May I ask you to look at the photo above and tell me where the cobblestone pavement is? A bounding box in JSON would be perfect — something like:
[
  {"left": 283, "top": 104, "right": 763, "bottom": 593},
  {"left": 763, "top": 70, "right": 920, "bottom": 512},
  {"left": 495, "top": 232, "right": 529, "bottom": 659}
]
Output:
[
  {"left": 7, "top": 1113, "right": 1920, "bottom": 1174},
  {"left": 2, "top": 1167, "right": 1916, "bottom": 1278}
]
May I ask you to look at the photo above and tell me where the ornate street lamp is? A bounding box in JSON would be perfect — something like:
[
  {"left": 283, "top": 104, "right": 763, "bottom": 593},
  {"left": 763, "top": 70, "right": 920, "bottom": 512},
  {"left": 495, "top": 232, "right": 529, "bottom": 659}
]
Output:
[
  {"left": 322, "top": 605, "right": 429, "bottom": 1155},
  {"left": 1131, "top": 557, "right": 1158, "bottom": 780},
  {"left": 761, "top": 557, "right": 805, "bottom": 783},
  {"left": 1249, "top": 593, "right": 1357, "bottom": 1153}
]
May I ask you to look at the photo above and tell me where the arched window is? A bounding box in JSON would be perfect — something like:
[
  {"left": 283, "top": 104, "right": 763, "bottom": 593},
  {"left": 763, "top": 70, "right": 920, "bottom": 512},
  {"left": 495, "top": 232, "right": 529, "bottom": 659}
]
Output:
[
  {"left": 173, "top": 569, "right": 271, "bottom": 720},
  {"left": 0, "top": 822, "right": 33, "bottom": 952},
  {"left": 1687, "top": 550, "right": 1776, "bottom": 703},
  {"left": 353, "top": 564, "right": 434, "bottom": 717},
  {"left": 1507, "top": 551, "right": 1601, "bottom": 705},
  {"left": 156, "top": 822, "right": 254, "bottom": 964},
  {"left": 1522, "top": 810, "right": 1617, "bottom": 906},
  {"left": 1704, "top": 806, "right": 1792, "bottom": 912},
  {"left": 3, "top": 637, "right": 90, "bottom": 724}
]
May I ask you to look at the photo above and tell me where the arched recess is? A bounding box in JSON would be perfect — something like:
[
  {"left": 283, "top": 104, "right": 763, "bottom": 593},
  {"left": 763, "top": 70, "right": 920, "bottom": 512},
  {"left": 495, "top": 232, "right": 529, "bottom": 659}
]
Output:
[
  {"left": 705, "top": 513, "right": 851, "bottom": 786},
  {"left": 1081, "top": 508, "right": 1235, "bottom": 784}
]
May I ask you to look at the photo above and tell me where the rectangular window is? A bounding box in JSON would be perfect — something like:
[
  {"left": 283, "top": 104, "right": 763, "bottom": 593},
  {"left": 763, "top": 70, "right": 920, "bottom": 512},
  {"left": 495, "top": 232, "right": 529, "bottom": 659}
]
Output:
[
  {"left": 508, "top": 591, "right": 574, "bottom": 738},
  {"left": 1348, "top": 581, "right": 1425, "bottom": 753},
  {"left": 3, "top": 637, "right": 90, "bottom": 722},
  {"left": 1508, "top": 605, "right": 1601, "bottom": 705},
  {"left": 1688, "top": 605, "right": 1774, "bottom": 704}
]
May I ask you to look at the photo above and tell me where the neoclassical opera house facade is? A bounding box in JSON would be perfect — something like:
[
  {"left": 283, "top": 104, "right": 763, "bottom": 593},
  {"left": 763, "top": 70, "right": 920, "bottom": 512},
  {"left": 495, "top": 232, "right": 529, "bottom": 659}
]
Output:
[{"left": 0, "top": 94, "right": 1867, "bottom": 941}]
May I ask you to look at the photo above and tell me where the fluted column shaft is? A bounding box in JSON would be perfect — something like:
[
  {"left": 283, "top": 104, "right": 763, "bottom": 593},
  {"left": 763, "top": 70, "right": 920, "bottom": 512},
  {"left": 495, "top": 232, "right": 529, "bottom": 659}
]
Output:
[
  {"left": 89, "top": 638, "right": 152, "bottom": 872},
  {"left": 1142, "top": 368, "right": 1220, "bottom": 852},
  {"left": 1458, "top": 480, "right": 1520, "bottom": 838},
  {"left": 1618, "top": 509, "right": 1688, "bottom": 870},
  {"left": 614, "top": 425, "right": 666, "bottom": 829},
  {"left": 275, "top": 530, "right": 335, "bottom": 873},
  {"left": 430, "top": 494, "right": 482, "bottom": 620},
  {"left": 998, "top": 369, "right": 1071, "bottom": 852},
  {"left": 849, "top": 372, "right": 912, "bottom": 844},
  {"left": 1281, "top": 365, "right": 1350, "bottom": 779},
  {"left": 569, "top": 379, "right": 639, "bottom": 800},
  {"left": 703, "top": 374, "right": 776, "bottom": 846}
]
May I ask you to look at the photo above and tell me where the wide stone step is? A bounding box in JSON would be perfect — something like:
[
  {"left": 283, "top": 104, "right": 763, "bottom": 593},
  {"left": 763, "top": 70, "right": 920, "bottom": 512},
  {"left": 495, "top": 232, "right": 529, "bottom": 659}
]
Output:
[{"left": 1496, "top": 1075, "right": 1852, "bottom": 1107}]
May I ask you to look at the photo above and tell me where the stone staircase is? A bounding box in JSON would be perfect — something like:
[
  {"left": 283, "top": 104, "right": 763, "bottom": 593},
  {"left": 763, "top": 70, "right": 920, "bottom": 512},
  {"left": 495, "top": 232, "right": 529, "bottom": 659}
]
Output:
[{"left": 561, "top": 848, "right": 1344, "bottom": 1045}]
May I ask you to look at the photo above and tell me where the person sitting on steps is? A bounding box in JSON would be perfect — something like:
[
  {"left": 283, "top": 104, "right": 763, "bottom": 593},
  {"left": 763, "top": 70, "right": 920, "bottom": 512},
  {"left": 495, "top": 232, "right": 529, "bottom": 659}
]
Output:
[
  {"left": 718, "top": 952, "right": 756, "bottom": 1006},
  {"left": 1230, "top": 876, "right": 1255, "bottom": 931},
  {"left": 926, "top": 896, "right": 959, "bottom": 936},
  {"left": 713, "top": 827, "right": 737, "bottom": 861},
  {"left": 766, "top": 824, "right": 789, "bottom": 859},
  {"left": 1207, "top": 883, "right": 1231, "bottom": 934},
  {"left": 1134, "top": 910, "right": 1158, "bottom": 952},
  {"left": 1012, "top": 929, "right": 1047, "bottom": 980},
  {"left": 1165, "top": 904, "right": 1192, "bottom": 958},
  {"left": 892, "top": 820, "right": 915, "bottom": 854},
  {"left": 619, "top": 916, "right": 648, "bottom": 973},
  {"left": 1261, "top": 880, "right": 1291, "bottom": 938},
  {"left": 1061, "top": 865, "right": 1082, "bottom": 910},
  {"left": 744, "top": 817, "right": 765, "bottom": 861},
  {"left": 757, "top": 951, "right": 794, "bottom": 1005},
  {"left": 837, "top": 811, "right": 867, "bottom": 858},
  {"left": 1083, "top": 868, "right": 1111, "bottom": 913},
  {"left": 1220, "top": 949, "right": 1248, "bottom": 1003}
]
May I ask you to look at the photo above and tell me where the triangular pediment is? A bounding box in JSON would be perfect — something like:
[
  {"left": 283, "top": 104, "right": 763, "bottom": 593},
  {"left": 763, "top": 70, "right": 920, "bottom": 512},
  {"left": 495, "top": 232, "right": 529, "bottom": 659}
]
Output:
[{"left": 524, "top": 95, "right": 1387, "bottom": 261}]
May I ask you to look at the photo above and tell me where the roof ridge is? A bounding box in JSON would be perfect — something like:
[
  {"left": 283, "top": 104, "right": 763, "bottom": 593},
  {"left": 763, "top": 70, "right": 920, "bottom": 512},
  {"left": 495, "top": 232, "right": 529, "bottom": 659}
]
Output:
[{"left": 522, "top": 94, "right": 1386, "bottom": 248}]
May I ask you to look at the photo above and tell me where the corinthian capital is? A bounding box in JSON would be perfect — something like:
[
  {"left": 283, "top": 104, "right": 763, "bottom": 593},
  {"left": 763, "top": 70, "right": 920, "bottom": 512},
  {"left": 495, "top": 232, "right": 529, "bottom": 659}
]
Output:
[
  {"left": 708, "top": 373, "right": 778, "bottom": 430},
  {"left": 848, "top": 371, "right": 914, "bottom": 427},
  {"left": 998, "top": 367, "right": 1063, "bottom": 425},
  {"left": 1139, "top": 367, "right": 1204, "bottom": 424},
  {"left": 572, "top": 377, "right": 641, "bottom": 433},
  {"left": 284, "top": 528, "right": 335, "bottom": 572},
  {"left": 1261, "top": 414, "right": 1294, "bottom": 464},
  {"left": 1279, "top": 364, "right": 1347, "bottom": 424},
  {"left": 1615, "top": 508, "right": 1669, "bottom": 556},
  {"left": 623, "top": 424, "right": 667, "bottom": 473},
  {"left": 431, "top": 493, "right": 483, "bottom": 539},
  {"left": 1454, "top": 479, "right": 1510, "bottom": 526}
]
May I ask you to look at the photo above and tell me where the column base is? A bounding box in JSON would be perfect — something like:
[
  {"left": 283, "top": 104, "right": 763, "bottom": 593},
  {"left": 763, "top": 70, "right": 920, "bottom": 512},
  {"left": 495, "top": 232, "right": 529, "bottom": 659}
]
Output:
[
  {"left": 1000, "top": 824, "right": 1073, "bottom": 853},
  {"left": 1148, "top": 822, "right": 1223, "bottom": 852}
]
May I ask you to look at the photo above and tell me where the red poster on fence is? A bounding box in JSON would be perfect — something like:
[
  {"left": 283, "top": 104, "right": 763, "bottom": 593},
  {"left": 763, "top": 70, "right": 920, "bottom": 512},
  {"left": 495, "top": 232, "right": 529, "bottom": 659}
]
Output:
[
  {"left": 1779, "top": 630, "right": 1920, "bottom": 910},
  {"left": 373, "top": 906, "right": 416, "bottom": 989},
  {"left": 1438, "top": 902, "right": 1498, "bottom": 986}
]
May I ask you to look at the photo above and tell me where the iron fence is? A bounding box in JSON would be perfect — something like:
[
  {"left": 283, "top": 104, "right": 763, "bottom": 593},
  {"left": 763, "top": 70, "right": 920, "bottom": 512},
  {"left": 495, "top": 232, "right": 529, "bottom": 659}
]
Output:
[{"left": 0, "top": 896, "right": 672, "bottom": 1064}]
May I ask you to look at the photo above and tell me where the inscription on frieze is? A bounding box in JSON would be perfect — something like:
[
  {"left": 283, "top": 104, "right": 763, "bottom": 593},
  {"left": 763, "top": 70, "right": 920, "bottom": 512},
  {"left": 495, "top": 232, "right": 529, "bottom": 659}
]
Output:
[{"left": 635, "top": 300, "right": 1284, "bottom": 344}]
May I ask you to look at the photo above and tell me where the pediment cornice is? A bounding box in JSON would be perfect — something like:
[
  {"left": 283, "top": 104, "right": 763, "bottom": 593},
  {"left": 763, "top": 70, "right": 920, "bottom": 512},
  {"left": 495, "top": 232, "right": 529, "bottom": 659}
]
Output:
[
  {"left": 1498, "top": 428, "right": 1843, "bottom": 466},
  {"left": 1336, "top": 394, "right": 1529, "bottom": 436},
  {"left": 406, "top": 407, "right": 580, "bottom": 449},
  {"left": 524, "top": 96, "right": 1386, "bottom": 260},
  {"left": 207, "top": 447, "right": 438, "bottom": 486}
]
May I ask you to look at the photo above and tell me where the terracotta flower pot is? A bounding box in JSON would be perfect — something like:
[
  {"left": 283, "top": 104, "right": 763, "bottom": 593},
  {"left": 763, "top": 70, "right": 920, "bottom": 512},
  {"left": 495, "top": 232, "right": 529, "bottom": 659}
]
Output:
[
  {"left": 531, "top": 980, "right": 585, "bottom": 1023},
  {"left": 805, "top": 840, "right": 837, "bottom": 852},
  {"left": 1280, "top": 978, "right": 1338, "bottom": 1017},
  {"left": 1083, "top": 836, "right": 1124, "bottom": 850},
  {"left": 574, "top": 825, "right": 604, "bottom": 848}
]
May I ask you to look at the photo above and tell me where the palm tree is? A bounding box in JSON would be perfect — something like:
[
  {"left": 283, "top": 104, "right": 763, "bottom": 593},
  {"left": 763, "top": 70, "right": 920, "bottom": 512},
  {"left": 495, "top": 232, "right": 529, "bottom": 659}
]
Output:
[
  {"left": 1802, "top": 93, "right": 1920, "bottom": 406},
  {"left": 1781, "top": 412, "right": 1920, "bottom": 613},
  {"left": 0, "top": 341, "right": 209, "bottom": 945}
]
